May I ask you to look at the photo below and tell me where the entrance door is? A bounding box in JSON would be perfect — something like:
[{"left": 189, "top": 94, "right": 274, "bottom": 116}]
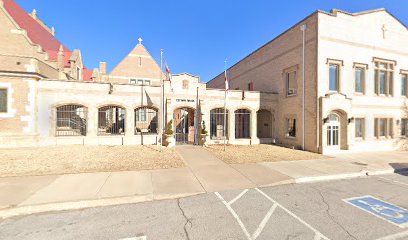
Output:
[
  {"left": 327, "top": 113, "right": 340, "bottom": 148},
  {"left": 174, "top": 108, "right": 195, "bottom": 144}
]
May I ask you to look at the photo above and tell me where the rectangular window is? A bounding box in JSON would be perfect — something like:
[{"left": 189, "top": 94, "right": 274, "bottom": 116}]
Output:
[
  {"left": 182, "top": 80, "right": 189, "bottom": 89},
  {"left": 402, "top": 119, "right": 408, "bottom": 137},
  {"left": 329, "top": 64, "right": 339, "bottom": 91},
  {"left": 286, "top": 118, "right": 296, "bottom": 138},
  {"left": 248, "top": 82, "right": 253, "bottom": 91},
  {"left": 286, "top": 71, "right": 297, "bottom": 96},
  {"left": 374, "top": 61, "right": 394, "bottom": 96},
  {"left": 375, "top": 118, "right": 393, "bottom": 138},
  {"left": 355, "top": 68, "right": 364, "bottom": 93},
  {"left": 130, "top": 79, "right": 137, "bottom": 84},
  {"left": 145, "top": 80, "right": 151, "bottom": 85},
  {"left": 402, "top": 74, "right": 407, "bottom": 97},
  {"left": 136, "top": 109, "right": 147, "bottom": 122},
  {"left": 137, "top": 79, "right": 144, "bottom": 85},
  {"left": 0, "top": 88, "right": 7, "bottom": 113},
  {"left": 355, "top": 118, "right": 365, "bottom": 138},
  {"left": 379, "top": 118, "right": 386, "bottom": 137}
]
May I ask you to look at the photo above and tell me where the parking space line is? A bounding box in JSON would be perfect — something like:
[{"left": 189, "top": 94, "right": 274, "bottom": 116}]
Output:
[
  {"left": 216, "top": 189, "right": 330, "bottom": 240},
  {"left": 255, "top": 188, "right": 330, "bottom": 240},
  {"left": 228, "top": 189, "right": 249, "bottom": 205},
  {"left": 376, "top": 229, "right": 408, "bottom": 240},
  {"left": 215, "top": 192, "right": 252, "bottom": 240}
]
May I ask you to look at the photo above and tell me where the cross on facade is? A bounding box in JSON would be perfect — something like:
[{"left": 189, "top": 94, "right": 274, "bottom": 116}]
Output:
[
  {"left": 382, "top": 24, "right": 387, "bottom": 39},
  {"left": 138, "top": 37, "right": 143, "bottom": 44}
]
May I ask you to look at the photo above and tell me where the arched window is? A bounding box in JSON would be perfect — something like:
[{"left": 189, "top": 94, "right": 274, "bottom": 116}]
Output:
[
  {"left": 135, "top": 107, "right": 158, "bottom": 134},
  {"left": 235, "top": 109, "right": 251, "bottom": 139},
  {"left": 210, "top": 108, "right": 228, "bottom": 140},
  {"left": 56, "top": 104, "right": 87, "bottom": 136},
  {"left": 98, "top": 105, "right": 126, "bottom": 135}
]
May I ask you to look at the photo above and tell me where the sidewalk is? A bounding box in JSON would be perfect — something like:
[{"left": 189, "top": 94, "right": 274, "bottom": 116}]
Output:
[{"left": 0, "top": 146, "right": 407, "bottom": 219}]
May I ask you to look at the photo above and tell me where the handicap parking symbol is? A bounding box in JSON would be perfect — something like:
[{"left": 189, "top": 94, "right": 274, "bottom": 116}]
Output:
[{"left": 344, "top": 195, "right": 408, "bottom": 227}]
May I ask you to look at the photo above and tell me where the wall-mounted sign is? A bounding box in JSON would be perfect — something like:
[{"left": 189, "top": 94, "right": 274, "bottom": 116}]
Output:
[{"left": 176, "top": 99, "right": 195, "bottom": 103}]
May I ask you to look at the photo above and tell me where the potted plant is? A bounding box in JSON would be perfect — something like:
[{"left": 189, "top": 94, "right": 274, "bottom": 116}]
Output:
[
  {"left": 200, "top": 121, "right": 208, "bottom": 146},
  {"left": 165, "top": 120, "right": 175, "bottom": 147}
]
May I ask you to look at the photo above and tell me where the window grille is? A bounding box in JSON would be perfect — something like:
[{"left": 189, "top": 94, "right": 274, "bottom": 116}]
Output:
[
  {"left": 135, "top": 107, "right": 158, "bottom": 135},
  {"left": 56, "top": 105, "right": 87, "bottom": 136},
  {"left": 98, "top": 106, "right": 126, "bottom": 135},
  {"left": 235, "top": 109, "right": 251, "bottom": 139},
  {"left": 210, "top": 108, "right": 228, "bottom": 140}
]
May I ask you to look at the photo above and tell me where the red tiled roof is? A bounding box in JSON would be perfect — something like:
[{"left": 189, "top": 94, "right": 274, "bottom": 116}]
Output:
[{"left": 3, "top": 0, "right": 93, "bottom": 81}]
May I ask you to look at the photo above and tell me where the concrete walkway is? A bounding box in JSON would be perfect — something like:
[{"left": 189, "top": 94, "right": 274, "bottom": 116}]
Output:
[{"left": 0, "top": 148, "right": 407, "bottom": 218}]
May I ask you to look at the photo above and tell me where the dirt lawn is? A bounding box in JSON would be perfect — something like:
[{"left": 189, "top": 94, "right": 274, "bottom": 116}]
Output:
[
  {"left": 207, "top": 144, "right": 328, "bottom": 164},
  {"left": 0, "top": 145, "right": 184, "bottom": 177}
]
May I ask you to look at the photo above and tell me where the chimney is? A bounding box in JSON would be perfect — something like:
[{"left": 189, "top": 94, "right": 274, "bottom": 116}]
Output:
[
  {"left": 100, "top": 62, "right": 107, "bottom": 75},
  {"left": 57, "top": 45, "right": 65, "bottom": 71}
]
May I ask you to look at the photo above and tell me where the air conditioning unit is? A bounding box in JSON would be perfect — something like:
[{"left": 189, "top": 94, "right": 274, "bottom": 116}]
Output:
[{"left": 288, "top": 88, "right": 296, "bottom": 96}]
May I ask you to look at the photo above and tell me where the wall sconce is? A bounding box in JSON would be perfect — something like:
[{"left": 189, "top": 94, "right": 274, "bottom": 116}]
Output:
[
  {"left": 108, "top": 83, "right": 113, "bottom": 94},
  {"left": 348, "top": 117, "right": 354, "bottom": 124},
  {"left": 323, "top": 117, "right": 329, "bottom": 124}
]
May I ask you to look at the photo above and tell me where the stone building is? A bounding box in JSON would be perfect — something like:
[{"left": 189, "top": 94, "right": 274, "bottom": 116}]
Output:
[
  {"left": 208, "top": 8, "right": 408, "bottom": 154},
  {"left": 0, "top": 0, "right": 276, "bottom": 148},
  {"left": 1, "top": 0, "right": 407, "bottom": 154}
]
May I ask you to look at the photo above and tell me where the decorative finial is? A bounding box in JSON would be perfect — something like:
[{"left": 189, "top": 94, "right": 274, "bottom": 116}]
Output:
[
  {"left": 32, "top": 9, "right": 37, "bottom": 19},
  {"left": 138, "top": 37, "right": 143, "bottom": 45},
  {"left": 58, "top": 44, "right": 64, "bottom": 53},
  {"left": 51, "top": 27, "right": 55, "bottom": 36}
]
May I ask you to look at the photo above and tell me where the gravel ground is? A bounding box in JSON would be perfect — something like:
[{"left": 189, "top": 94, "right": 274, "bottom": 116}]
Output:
[
  {"left": 207, "top": 144, "right": 327, "bottom": 164},
  {"left": 0, "top": 145, "right": 184, "bottom": 177}
]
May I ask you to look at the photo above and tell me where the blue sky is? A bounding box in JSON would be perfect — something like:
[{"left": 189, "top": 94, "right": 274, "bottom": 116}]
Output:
[{"left": 16, "top": 0, "right": 407, "bottom": 82}]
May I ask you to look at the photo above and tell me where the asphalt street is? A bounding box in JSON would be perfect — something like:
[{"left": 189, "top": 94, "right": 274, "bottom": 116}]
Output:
[{"left": 1, "top": 172, "right": 408, "bottom": 240}]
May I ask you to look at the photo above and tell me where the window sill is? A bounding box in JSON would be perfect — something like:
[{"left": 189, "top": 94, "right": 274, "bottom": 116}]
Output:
[
  {"left": 354, "top": 137, "right": 365, "bottom": 141},
  {"left": 285, "top": 136, "right": 297, "bottom": 140},
  {"left": 286, "top": 94, "right": 297, "bottom": 98},
  {"left": 354, "top": 92, "right": 364, "bottom": 96}
]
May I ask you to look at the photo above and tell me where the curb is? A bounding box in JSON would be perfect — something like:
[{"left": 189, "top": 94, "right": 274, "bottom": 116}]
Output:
[
  {"left": 0, "top": 192, "right": 204, "bottom": 220},
  {"left": 295, "top": 168, "right": 408, "bottom": 183}
]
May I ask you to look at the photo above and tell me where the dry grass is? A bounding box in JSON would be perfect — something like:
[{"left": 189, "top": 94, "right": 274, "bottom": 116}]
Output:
[
  {"left": 207, "top": 144, "right": 328, "bottom": 164},
  {"left": 0, "top": 145, "right": 184, "bottom": 177}
]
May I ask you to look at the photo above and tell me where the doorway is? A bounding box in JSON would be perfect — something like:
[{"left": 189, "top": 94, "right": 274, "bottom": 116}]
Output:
[
  {"left": 174, "top": 107, "right": 195, "bottom": 144},
  {"left": 327, "top": 113, "right": 340, "bottom": 149}
]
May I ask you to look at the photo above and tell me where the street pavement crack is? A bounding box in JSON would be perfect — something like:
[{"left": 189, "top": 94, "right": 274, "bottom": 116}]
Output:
[
  {"left": 313, "top": 187, "right": 357, "bottom": 240},
  {"left": 177, "top": 198, "right": 192, "bottom": 240}
]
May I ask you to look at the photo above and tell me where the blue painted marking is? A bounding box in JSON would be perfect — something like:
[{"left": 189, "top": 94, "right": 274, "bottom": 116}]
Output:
[{"left": 345, "top": 196, "right": 408, "bottom": 226}]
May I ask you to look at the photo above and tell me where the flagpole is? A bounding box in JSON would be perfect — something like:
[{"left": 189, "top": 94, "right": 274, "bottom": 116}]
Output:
[
  {"left": 160, "top": 48, "right": 164, "bottom": 152},
  {"left": 223, "top": 59, "right": 227, "bottom": 152}
]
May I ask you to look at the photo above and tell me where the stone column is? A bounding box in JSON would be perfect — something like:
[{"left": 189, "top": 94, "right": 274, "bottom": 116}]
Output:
[
  {"left": 251, "top": 109, "right": 258, "bottom": 143},
  {"left": 87, "top": 106, "right": 98, "bottom": 137},
  {"left": 125, "top": 107, "right": 134, "bottom": 136},
  {"left": 228, "top": 108, "right": 235, "bottom": 143}
]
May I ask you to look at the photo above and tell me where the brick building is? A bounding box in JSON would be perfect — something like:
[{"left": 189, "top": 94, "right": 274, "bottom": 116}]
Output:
[{"left": 208, "top": 8, "right": 408, "bottom": 154}]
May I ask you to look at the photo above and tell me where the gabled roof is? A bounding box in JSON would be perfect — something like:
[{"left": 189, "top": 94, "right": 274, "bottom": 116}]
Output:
[
  {"left": 110, "top": 42, "right": 164, "bottom": 79},
  {"left": 2, "top": 0, "right": 93, "bottom": 80}
]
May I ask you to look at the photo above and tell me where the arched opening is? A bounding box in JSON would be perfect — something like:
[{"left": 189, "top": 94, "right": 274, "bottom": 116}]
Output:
[
  {"left": 56, "top": 104, "right": 87, "bottom": 136},
  {"left": 134, "top": 107, "right": 158, "bottom": 135},
  {"left": 235, "top": 109, "right": 251, "bottom": 139},
  {"left": 257, "top": 109, "right": 272, "bottom": 138},
  {"left": 98, "top": 105, "right": 126, "bottom": 135},
  {"left": 174, "top": 107, "right": 195, "bottom": 144},
  {"left": 210, "top": 108, "right": 229, "bottom": 140}
]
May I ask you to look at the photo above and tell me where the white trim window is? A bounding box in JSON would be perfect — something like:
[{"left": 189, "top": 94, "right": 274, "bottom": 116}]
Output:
[
  {"left": 354, "top": 67, "right": 365, "bottom": 94},
  {"left": 401, "top": 119, "right": 408, "bottom": 137},
  {"left": 286, "top": 118, "right": 297, "bottom": 138},
  {"left": 401, "top": 73, "right": 407, "bottom": 97},
  {"left": 355, "top": 118, "right": 365, "bottom": 139},
  {"left": 286, "top": 71, "right": 297, "bottom": 97},
  {"left": 0, "top": 88, "right": 7, "bottom": 113},
  {"left": 374, "top": 61, "right": 394, "bottom": 96},
  {"left": 329, "top": 64, "right": 339, "bottom": 92}
]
